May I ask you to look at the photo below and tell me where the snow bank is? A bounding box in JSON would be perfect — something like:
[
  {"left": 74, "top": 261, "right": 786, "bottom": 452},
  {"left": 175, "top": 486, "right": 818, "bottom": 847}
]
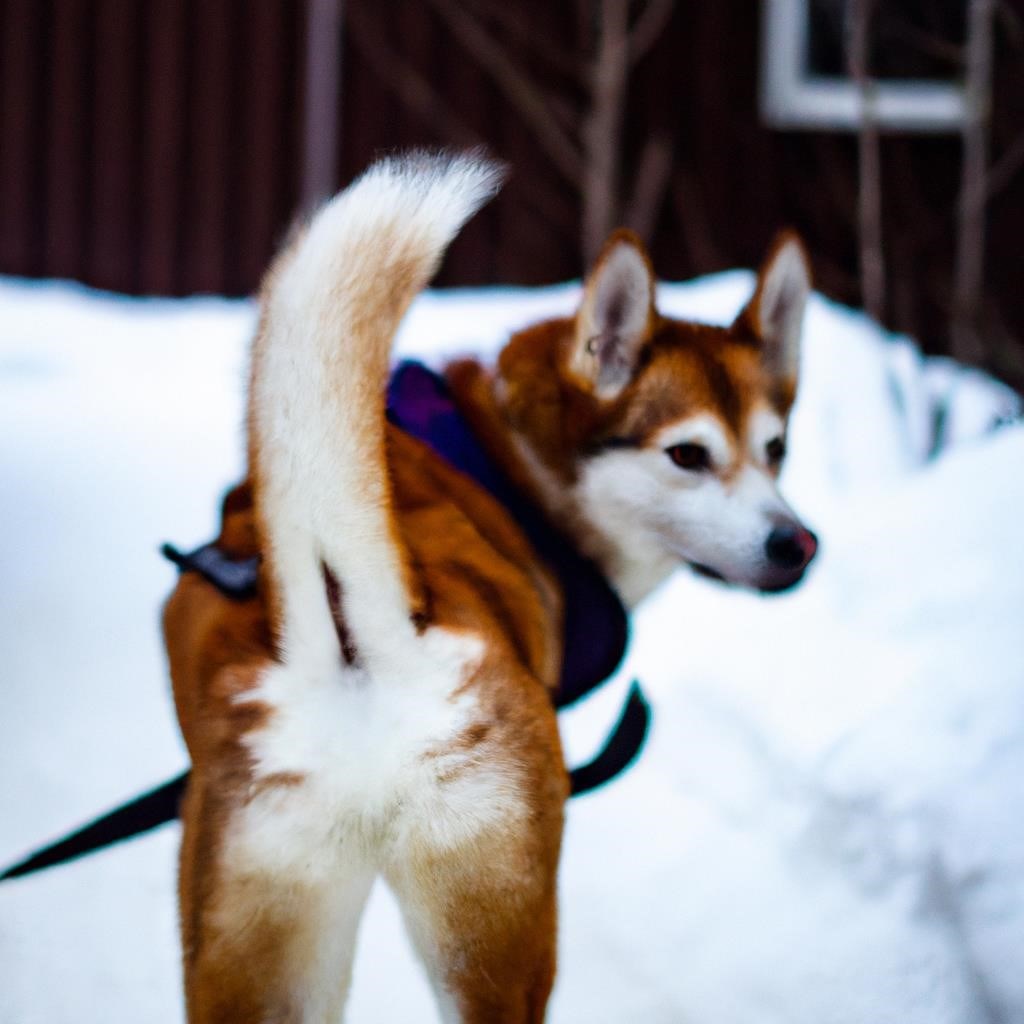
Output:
[{"left": 0, "top": 273, "right": 1020, "bottom": 1023}]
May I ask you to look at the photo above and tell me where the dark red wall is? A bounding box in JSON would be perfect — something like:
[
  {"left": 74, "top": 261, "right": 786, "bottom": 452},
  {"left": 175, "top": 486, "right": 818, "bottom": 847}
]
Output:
[
  {"left": 2, "top": 0, "right": 1021, "bottom": 386},
  {"left": 0, "top": 0, "right": 305, "bottom": 295}
]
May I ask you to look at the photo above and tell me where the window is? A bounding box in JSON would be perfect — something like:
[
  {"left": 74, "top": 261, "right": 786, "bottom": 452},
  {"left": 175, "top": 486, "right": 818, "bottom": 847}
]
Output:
[{"left": 760, "top": 0, "right": 967, "bottom": 132}]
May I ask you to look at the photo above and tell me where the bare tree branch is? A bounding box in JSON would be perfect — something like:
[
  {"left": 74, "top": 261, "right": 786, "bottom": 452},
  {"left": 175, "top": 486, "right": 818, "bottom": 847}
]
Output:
[
  {"left": 847, "top": 0, "right": 886, "bottom": 323},
  {"left": 424, "top": 0, "right": 585, "bottom": 185},
  {"left": 347, "top": 3, "right": 481, "bottom": 149},
  {"left": 623, "top": 132, "right": 673, "bottom": 242},
  {"left": 462, "top": 0, "right": 589, "bottom": 87},
  {"left": 986, "top": 128, "right": 1024, "bottom": 201},
  {"left": 995, "top": 0, "right": 1023, "bottom": 49},
  {"left": 576, "top": 0, "right": 596, "bottom": 52},
  {"left": 628, "top": 0, "right": 675, "bottom": 66},
  {"left": 953, "top": 0, "right": 996, "bottom": 364},
  {"left": 886, "top": 16, "right": 964, "bottom": 67},
  {"left": 672, "top": 169, "right": 724, "bottom": 271},
  {"left": 366, "top": 0, "right": 676, "bottom": 269},
  {"left": 582, "top": 0, "right": 631, "bottom": 261},
  {"left": 347, "top": 3, "right": 575, "bottom": 234},
  {"left": 302, "top": 0, "right": 343, "bottom": 210}
]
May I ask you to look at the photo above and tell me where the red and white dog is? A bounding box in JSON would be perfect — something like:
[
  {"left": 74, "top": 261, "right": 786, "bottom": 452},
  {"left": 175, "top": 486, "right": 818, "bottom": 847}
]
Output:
[{"left": 163, "top": 152, "right": 816, "bottom": 1022}]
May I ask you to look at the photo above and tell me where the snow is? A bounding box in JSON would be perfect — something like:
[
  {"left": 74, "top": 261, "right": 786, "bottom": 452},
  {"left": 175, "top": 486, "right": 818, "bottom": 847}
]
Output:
[{"left": 1, "top": 271, "right": 1021, "bottom": 1023}]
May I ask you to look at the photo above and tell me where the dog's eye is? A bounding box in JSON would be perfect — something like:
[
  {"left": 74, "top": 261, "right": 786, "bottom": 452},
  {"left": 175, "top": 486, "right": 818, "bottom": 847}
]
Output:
[
  {"left": 666, "top": 443, "right": 711, "bottom": 471},
  {"left": 765, "top": 437, "right": 786, "bottom": 465}
]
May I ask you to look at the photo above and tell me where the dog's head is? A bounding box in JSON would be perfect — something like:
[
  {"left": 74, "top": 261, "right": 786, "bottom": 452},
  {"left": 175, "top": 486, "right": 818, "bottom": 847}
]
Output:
[{"left": 497, "top": 230, "right": 817, "bottom": 604}]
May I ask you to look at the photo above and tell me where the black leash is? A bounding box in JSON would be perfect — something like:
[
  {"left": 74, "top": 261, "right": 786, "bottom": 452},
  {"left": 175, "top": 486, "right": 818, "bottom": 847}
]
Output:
[{"left": 1, "top": 773, "right": 188, "bottom": 881}]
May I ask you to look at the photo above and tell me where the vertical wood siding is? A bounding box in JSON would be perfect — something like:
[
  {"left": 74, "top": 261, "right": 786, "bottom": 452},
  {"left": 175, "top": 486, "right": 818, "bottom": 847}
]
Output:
[
  {"left": 1, "top": 0, "right": 304, "bottom": 296},
  {"left": 1, "top": 1, "right": 1021, "bottom": 386}
]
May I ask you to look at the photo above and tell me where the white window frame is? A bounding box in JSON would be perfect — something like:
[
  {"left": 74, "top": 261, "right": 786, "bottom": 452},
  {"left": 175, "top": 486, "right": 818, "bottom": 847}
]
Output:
[{"left": 760, "top": 0, "right": 967, "bottom": 132}]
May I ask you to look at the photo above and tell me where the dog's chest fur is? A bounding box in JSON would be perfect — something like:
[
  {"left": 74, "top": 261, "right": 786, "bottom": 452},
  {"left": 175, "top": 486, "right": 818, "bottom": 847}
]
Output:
[{"left": 227, "top": 627, "right": 527, "bottom": 880}]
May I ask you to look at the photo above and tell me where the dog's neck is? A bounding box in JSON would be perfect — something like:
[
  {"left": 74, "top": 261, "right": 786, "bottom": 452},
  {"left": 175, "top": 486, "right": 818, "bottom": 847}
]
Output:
[{"left": 444, "top": 358, "right": 677, "bottom": 609}]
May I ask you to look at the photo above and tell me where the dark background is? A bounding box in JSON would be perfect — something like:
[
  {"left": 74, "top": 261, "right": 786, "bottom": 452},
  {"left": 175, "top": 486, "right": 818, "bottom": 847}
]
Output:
[{"left": 2, "top": 0, "right": 1022, "bottom": 387}]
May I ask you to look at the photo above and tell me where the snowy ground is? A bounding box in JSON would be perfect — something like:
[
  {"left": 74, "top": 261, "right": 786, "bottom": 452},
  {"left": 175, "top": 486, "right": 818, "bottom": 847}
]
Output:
[{"left": 0, "top": 271, "right": 1021, "bottom": 1023}]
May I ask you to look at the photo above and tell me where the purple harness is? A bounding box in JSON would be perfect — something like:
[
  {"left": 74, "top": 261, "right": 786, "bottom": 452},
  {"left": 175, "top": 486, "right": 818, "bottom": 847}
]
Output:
[
  {"left": 387, "top": 361, "right": 628, "bottom": 707},
  {"left": 0, "top": 363, "right": 650, "bottom": 882}
]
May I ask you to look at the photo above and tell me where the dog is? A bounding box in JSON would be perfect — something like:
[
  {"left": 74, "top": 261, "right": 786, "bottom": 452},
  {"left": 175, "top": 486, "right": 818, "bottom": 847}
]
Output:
[{"left": 162, "top": 151, "right": 817, "bottom": 1023}]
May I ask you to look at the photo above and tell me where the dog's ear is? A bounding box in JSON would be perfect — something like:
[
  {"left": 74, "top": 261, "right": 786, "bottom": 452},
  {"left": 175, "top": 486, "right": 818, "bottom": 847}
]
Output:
[
  {"left": 570, "top": 230, "right": 656, "bottom": 400},
  {"left": 735, "top": 231, "right": 811, "bottom": 393}
]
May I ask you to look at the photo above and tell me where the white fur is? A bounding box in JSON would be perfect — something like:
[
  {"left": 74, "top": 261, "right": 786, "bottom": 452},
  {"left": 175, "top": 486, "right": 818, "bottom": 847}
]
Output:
[
  {"left": 752, "top": 238, "right": 810, "bottom": 381},
  {"left": 566, "top": 410, "right": 804, "bottom": 599},
  {"left": 250, "top": 152, "right": 504, "bottom": 679},
  {"left": 747, "top": 405, "right": 787, "bottom": 465},
  {"left": 654, "top": 414, "right": 735, "bottom": 472},
  {"left": 227, "top": 626, "right": 525, "bottom": 1022},
  {"left": 234, "top": 628, "right": 523, "bottom": 877},
  {"left": 572, "top": 238, "right": 653, "bottom": 399}
]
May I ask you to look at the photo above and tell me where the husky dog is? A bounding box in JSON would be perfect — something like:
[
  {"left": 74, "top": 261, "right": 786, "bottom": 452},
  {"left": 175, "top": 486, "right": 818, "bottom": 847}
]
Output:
[{"left": 163, "top": 151, "right": 815, "bottom": 1023}]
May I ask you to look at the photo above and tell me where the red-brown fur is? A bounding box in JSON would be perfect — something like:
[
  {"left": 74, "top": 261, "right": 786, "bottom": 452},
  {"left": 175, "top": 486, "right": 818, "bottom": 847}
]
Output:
[{"left": 163, "top": 216, "right": 810, "bottom": 1021}]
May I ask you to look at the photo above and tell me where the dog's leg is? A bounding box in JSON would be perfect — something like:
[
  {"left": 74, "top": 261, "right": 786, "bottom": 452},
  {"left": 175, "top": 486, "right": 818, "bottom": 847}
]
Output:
[
  {"left": 387, "top": 844, "right": 559, "bottom": 1024},
  {"left": 383, "top": 683, "right": 566, "bottom": 1024},
  {"left": 180, "top": 778, "right": 375, "bottom": 1024},
  {"left": 182, "top": 849, "right": 374, "bottom": 1023}
]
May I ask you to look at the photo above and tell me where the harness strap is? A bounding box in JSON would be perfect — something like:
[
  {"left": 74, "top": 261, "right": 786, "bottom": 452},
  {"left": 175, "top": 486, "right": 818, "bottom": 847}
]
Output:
[
  {"left": 386, "top": 362, "right": 630, "bottom": 708},
  {"left": 160, "top": 542, "right": 258, "bottom": 600}
]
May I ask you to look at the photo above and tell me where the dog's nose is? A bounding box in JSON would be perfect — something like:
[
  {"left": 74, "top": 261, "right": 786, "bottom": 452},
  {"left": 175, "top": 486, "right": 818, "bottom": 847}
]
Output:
[{"left": 765, "top": 524, "right": 818, "bottom": 569}]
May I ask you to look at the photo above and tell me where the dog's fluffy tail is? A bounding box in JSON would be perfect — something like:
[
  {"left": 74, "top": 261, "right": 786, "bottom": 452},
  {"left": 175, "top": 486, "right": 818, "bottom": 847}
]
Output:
[{"left": 248, "top": 151, "right": 504, "bottom": 674}]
